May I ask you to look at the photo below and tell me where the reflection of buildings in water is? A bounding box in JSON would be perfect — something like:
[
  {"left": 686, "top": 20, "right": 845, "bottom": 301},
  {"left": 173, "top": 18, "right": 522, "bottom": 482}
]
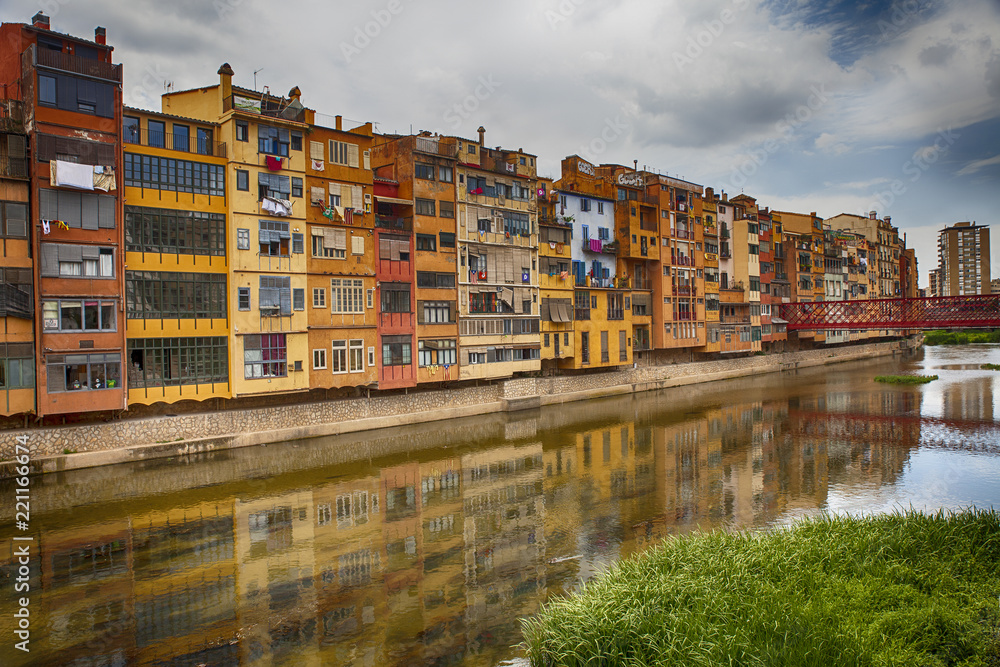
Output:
[
  {"left": 461, "top": 443, "right": 546, "bottom": 656},
  {"left": 653, "top": 417, "right": 722, "bottom": 538},
  {"left": 234, "top": 489, "right": 318, "bottom": 665},
  {"left": 38, "top": 519, "right": 135, "bottom": 664},
  {"left": 941, "top": 378, "right": 995, "bottom": 422}
]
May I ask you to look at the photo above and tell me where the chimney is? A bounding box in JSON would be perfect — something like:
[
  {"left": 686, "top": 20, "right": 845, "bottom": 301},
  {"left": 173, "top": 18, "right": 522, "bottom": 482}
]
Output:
[
  {"left": 32, "top": 12, "right": 50, "bottom": 30},
  {"left": 884, "top": 215, "right": 891, "bottom": 225},
  {"left": 95, "top": 27, "right": 106, "bottom": 45},
  {"left": 477, "top": 126, "right": 485, "bottom": 146},
  {"left": 335, "top": 115, "right": 342, "bottom": 131},
  {"left": 869, "top": 210, "right": 877, "bottom": 220},
  {"left": 218, "top": 63, "right": 234, "bottom": 109}
]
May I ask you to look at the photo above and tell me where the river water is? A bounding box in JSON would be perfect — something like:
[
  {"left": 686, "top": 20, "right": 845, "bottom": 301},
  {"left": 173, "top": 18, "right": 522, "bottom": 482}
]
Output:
[{"left": 2, "top": 344, "right": 999, "bottom": 666}]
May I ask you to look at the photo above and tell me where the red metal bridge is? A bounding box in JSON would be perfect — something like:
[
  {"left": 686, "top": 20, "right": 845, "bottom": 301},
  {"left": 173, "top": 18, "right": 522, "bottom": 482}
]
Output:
[{"left": 779, "top": 294, "right": 1000, "bottom": 331}]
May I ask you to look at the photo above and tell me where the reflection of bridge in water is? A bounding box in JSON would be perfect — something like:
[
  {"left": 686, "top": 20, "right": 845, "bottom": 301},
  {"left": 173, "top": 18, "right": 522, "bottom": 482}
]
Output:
[
  {"left": 790, "top": 410, "right": 1000, "bottom": 454},
  {"left": 781, "top": 294, "right": 1000, "bottom": 330}
]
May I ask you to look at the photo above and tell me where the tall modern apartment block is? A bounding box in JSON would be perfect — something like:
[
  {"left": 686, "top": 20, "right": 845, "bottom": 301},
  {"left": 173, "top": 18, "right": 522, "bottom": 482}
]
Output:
[{"left": 937, "top": 222, "right": 990, "bottom": 296}]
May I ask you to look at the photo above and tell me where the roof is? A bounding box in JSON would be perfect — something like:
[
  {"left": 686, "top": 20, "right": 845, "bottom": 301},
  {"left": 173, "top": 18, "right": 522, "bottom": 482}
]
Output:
[
  {"left": 16, "top": 22, "right": 114, "bottom": 52},
  {"left": 123, "top": 105, "right": 220, "bottom": 126}
]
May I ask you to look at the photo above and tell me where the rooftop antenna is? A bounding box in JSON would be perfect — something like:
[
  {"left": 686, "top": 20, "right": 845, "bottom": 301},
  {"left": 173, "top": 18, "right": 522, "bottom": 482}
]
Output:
[{"left": 253, "top": 68, "right": 264, "bottom": 90}]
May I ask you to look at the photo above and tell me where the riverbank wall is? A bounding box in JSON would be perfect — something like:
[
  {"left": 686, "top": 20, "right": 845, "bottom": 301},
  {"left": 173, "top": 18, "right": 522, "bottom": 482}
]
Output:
[{"left": 1, "top": 338, "right": 919, "bottom": 476}]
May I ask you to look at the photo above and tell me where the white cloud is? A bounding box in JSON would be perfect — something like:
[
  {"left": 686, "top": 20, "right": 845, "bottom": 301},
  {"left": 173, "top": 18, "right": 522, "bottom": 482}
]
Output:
[{"left": 956, "top": 153, "right": 1000, "bottom": 175}]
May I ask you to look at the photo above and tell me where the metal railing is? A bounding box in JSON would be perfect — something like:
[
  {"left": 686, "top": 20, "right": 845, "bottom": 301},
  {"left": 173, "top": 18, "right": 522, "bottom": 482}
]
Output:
[
  {"left": 0, "top": 157, "right": 29, "bottom": 179},
  {"left": 123, "top": 127, "right": 227, "bottom": 158},
  {"left": 224, "top": 94, "right": 306, "bottom": 123},
  {"left": 375, "top": 215, "right": 413, "bottom": 231},
  {"left": 35, "top": 45, "right": 122, "bottom": 82}
]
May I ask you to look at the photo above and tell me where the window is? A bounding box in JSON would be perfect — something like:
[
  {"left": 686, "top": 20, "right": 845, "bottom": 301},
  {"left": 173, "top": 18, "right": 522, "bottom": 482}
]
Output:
[
  {"left": 416, "top": 234, "right": 437, "bottom": 251},
  {"left": 421, "top": 301, "right": 453, "bottom": 323},
  {"left": 124, "top": 153, "right": 225, "bottom": 196},
  {"left": 379, "top": 234, "right": 410, "bottom": 262},
  {"left": 125, "top": 206, "right": 226, "bottom": 256},
  {"left": 293, "top": 288, "right": 305, "bottom": 311},
  {"left": 39, "top": 189, "right": 115, "bottom": 231},
  {"left": 382, "top": 335, "right": 411, "bottom": 366},
  {"left": 244, "top": 334, "right": 286, "bottom": 378},
  {"left": 236, "top": 169, "right": 249, "bottom": 191},
  {"left": 291, "top": 177, "right": 303, "bottom": 198},
  {"left": 331, "top": 279, "right": 364, "bottom": 313},
  {"left": 196, "top": 128, "right": 214, "bottom": 156},
  {"left": 598, "top": 201, "right": 604, "bottom": 214},
  {"left": 416, "top": 272, "right": 456, "bottom": 289},
  {"left": 380, "top": 283, "right": 411, "bottom": 313},
  {"left": 313, "top": 288, "right": 326, "bottom": 308},
  {"left": 313, "top": 348, "right": 327, "bottom": 370},
  {"left": 349, "top": 339, "right": 365, "bottom": 372},
  {"left": 439, "top": 201, "right": 455, "bottom": 219},
  {"left": 439, "top": 232, "right": 456, "bottom": 248},
  {"left": 468, "top": 144, "right": 476, "bottom": 154},
  {"left": 1, "top": 353, "right": 35, "bottom": 389},
  {"left": 45, "top": 353, "right": 121, "bottom": 392},
  {"left": 439, "top": 166, "right": 453, "bottom": 182},
  {"left": 42, "top": 244, "right": 115, "bottom": 279},
  {"left": 259, "top": 220, "right": 290, "bottom": 256},
  {"left": 42, "top": 300, "right": 116, "bottom": 332},
  {"left": 236, "top": 120, "right": 248, "bottom": 142},
  {"left": 291, "top": 131, "right": 302, "bottom": 152},
  {"left": 292, "top": 233, "right": 304, "bottom": 254},
  {"left": 312, "top": 234, "right": 339, "bottom": 258},
  {"left": 415, "top": 199, "right": 436, "bottom": 216},
  {"left": 503, "top": 211, "right": 530, "bottom": 236},
  {"left": 172, "top": 124, "right": 189, "bottom": 152},
  {"left": 258, "top": 172, "right": 290, "bottom": 200},
  {"left": 330, "top": 140, "right": 356, "bottom": 166},
  {"left": 147, "top": 120, "right": 165, "bottom": 148},
  {"left": 237, "top": 228, "right": 250, "bottom": 250},
  {"left": 38, "top": 74, "right": 56, "bottom": 106},
  {"left": 0, "top": 202, "right": 28, "bottom": 238},
  {"left": 127, "top": 337, "right": 228, "bottom": 388},
  {"left": 259, "top": 276, "right": 292, "bottom": 315},
  {"left": 581, "top": 332, "right": 590, "bottom": 364},
  {"left": 331, "top": 340, "right": 348, "bottom": 373},
  {"left": 123, "top": 116, "right": 139, "bottom": 144},
  {"left": 580, "top": 198, "right": 591, "bottom": 212},
  {"left": 415, "top": 163, "right": 435, "bottom": 180},
  {"left": 258, "top": 125, "right": 289, "bottom": 156},
  {"left": 419, "top": 339, "right": 456, "bottom": 367}
]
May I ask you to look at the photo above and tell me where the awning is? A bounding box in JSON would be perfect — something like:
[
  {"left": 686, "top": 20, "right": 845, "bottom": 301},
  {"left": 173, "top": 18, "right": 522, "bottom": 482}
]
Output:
[
  {"left": 771, "top": 317, "right": 788, "bottom": 324},
  {"left": 374, "top": 195, "right": 413, "bottom": 206},
  {"left": 552, "top": 303, "right": 572, "bottom": 322}
]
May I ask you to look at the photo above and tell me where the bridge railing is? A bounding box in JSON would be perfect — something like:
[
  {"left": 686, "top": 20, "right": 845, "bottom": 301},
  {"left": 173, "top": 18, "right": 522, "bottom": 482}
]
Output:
[{"left": 779, "top": 294, "right": 1000, "bottom": 331}]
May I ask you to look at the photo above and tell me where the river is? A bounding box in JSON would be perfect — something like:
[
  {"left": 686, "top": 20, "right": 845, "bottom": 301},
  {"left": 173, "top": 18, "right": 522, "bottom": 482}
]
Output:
[{"left": 2, "top": 344, "right": 999, "bottom": 666}]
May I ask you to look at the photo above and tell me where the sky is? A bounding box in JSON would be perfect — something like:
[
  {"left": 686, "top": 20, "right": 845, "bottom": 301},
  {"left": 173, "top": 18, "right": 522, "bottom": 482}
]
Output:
[{"left": 9, "top": 0, "right": 1000, "bottom": 287}]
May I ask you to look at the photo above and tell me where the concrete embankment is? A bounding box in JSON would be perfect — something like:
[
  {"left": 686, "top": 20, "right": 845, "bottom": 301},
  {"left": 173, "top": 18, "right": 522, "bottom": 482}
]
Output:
[{"left": 0, "top": 338, "right": 919, "bottom": 477}]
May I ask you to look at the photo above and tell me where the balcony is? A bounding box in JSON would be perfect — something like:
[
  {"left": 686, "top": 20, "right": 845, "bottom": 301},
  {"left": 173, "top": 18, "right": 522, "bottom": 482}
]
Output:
[
  {"left": 34, "top": 45, "right": 122, "bottom": 82},
  {"left": 720, "top": 250, "right": 731, "bottom": 259},
  {"left": 0, "top": 156, "right": 28, "bottom": 179},
  {"left": 124, "top": 127, "right": 227, "bottom": 158},
  {"left": 671, "top": 228, "right": 694, "bottom": 240},
  {"left": 575, "top": 307, "right": 590, "bottom": 321},
  {"left": 671, "top": 255, "right": 694, "bottom": 267},
  {"left": 414, "top": 136, "right": 458, "bottom": 157},
  {"left": 376, "top": 215, "right": 413, "bottom": 231},
  {"left": 0, "top": 284, "right": 32, "bottom": 319},
  {"left": 0, "top": 100, "right": 24, "bottom": 133},
  {"left": 673, "top": 285, "right": 697, "bottom": 297},
  {"left": 719, "top": 228, "right": 730, "bottom": 239},
  {"left": 224, "top": 94, "right": 306, "bottom": 123},
  {"left": 582, "top": 238, "right": 619, "bottom": 255}
]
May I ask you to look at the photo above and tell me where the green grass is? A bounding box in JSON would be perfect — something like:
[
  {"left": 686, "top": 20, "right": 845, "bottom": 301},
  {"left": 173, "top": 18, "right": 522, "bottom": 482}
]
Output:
[
  {"left": 982, "top": 363, "right": 1000, "bottom": 371},
  {"left": 875, "top": 374, "right": 938, "bottom": 384},
  {"left": 521, "top": 509, "right": 1000, "bottom": 666},
  {"left": 924, "top": 329, "right": 1000, "bottom": 346}
]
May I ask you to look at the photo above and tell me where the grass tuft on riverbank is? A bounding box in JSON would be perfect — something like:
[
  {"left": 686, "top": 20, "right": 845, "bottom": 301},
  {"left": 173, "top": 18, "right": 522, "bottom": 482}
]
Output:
[
  {"left": 875, "top": 374, "right": 938, "bottom": 384},
  {"left": 982, "top": 363, "right": 1000, "bottom": 371},
  {"left": 924, "top": 329, "right": 1000, "bottom": 346},
  {"left": 521, "top": 509, "right": 1000, "bottom": 667}
]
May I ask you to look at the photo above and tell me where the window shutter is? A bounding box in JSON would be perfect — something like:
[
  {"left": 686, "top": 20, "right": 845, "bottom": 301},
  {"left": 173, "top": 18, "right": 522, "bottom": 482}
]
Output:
[
  {"left": 40, "top": 189, "right": 58, "bottom": 220},
  {"left": 347, "top": 144, "right": 360, "bottom": 168},
  {"left": 58, "top": 190, "right": 82, "bottom": 227},
  {"left": 310, "top": 186, "right": 325, "bottom": 205},
  {"left": 40, "top": 243, "right": 59, "bottom": 276},
  {"left": 351, "top": 235, "right": 364, "bottom": 255},
  {"left": 7, "top": 135, "right": 25, "bottom": 159},
  {"left": 352, "top": 185, "right": 363, "bottom": 208},
  {"left": 81, "top": 194, "right": 99, "bottom": 230},
  {"left": 47, "top": 361, "right": 66, "bottom": 392},
  {"left": 310, "top": 141, "right": 324, "bottom": 160},
  {"left": 363, "top": 150, "right": 370, "bottom": 170},
  {"left": 416, "top": 300, "right": 425, "bottom": 324},
  {"left": 4, "top": 203, "right": 26, "bottom": 237},
  {"left": 328, "top": 140, "right": 336, "bottom": 163},
  {"left": 333, "top": 228, "right": 347, "bottom": 250},
  {"left": 279, "top": 287, "right": 292, "bottom": 315},
  {"left": 81, "top": 245, "right": 100, "bottom": 259},
  {"left": 97, "top": 195, "right": 115, "bottom": 228},
  {"left": 292, "top": 233, "right": 304, "bottom": 253}
]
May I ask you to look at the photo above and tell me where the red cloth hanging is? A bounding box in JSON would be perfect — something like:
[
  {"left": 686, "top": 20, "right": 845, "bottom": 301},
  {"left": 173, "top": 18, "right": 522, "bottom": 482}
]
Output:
[{"left": 265, "top": 156, "right": 282, "bottom": 171}]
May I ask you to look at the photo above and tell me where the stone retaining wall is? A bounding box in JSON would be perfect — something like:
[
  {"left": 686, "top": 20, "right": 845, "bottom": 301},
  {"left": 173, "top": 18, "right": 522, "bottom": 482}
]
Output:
[{"left": 1, "top": 338, "right": 918, "bottom": 477}]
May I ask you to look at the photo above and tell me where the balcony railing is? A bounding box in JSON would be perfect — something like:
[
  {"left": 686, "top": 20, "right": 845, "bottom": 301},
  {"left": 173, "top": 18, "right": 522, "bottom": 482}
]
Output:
[
  {"left": 671, "top": 228, "right": 694, "bottom": 240},
  {"left": 673, "top": 285, "right": 697, "bottom": 296},
  {"left": 414, "top": 137, "right": 458, "bottom": 157},
  {"left": 0, "top": 100, "right": 24, "bottom": 133},
  {"left": 35, "top": 45, "right": 122, "bottom": 82},
  {"left": 0, "top": 157, "right": 29, "bottom": 179},
  {"left": 719, "top": 228, "right": 730, "bottom": 239},
  {"left": 224, "top": 94, "right": 306, "bottom": 123},
  {"left": 671, "top": 255, "right": 694, "bottom": 267},
  {"left": 124, "top": 127, "right": 227, "bottom": 158},
  {"left": 376, "top": 215, "right": 413, "bottom": 231},
  {"left": 719, "top": 250, "right": 731, "bottom": 259},
  {"left": 0, "top": 284, "right": 33, "bottom": 319},
  {"left": 575, "top": 307, "right": 590, "bottom": 321}
]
